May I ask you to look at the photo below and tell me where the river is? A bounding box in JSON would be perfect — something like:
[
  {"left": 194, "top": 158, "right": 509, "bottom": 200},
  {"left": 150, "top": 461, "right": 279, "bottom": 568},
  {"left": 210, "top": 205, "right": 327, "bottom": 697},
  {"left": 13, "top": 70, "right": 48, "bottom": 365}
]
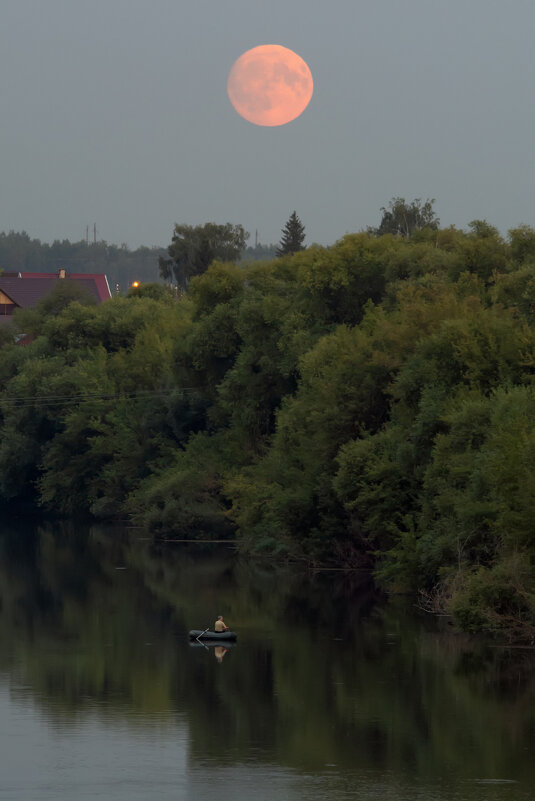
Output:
[{"left": 0, "top": 521, "right": 533, "bottom": 800}]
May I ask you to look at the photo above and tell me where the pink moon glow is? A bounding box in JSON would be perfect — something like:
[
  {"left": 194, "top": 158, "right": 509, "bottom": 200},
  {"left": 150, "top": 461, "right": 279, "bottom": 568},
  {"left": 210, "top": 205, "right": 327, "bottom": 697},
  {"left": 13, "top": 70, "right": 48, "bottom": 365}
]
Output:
[{"left": 227, "top": 44, "right": 314, "bottom": 127}]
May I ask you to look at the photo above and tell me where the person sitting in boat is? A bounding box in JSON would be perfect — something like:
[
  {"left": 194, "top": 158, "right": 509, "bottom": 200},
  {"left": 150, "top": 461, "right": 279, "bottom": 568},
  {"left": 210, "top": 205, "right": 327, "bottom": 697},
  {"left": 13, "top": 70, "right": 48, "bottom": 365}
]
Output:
[{"left": 214, "top": 615, "right": 229, "bottom": 633}]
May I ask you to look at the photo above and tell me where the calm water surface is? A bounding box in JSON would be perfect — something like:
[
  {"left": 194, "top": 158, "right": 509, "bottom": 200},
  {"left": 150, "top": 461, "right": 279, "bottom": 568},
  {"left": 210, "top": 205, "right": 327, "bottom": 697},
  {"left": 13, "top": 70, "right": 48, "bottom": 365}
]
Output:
[{"left": 0, "top": 522, "right": 534, "bottom": 800}]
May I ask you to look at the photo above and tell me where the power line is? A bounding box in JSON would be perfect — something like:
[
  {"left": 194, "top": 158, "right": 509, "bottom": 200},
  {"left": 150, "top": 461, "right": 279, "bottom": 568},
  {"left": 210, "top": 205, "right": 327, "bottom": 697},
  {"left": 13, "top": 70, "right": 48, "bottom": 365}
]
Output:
[{"left": 0, "top": 387, "right": 203, "bottom": 409}]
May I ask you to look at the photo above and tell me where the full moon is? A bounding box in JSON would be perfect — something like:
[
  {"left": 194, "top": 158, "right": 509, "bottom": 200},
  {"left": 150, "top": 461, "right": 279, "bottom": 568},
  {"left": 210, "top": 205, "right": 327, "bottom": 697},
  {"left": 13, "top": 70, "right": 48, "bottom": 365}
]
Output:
[{"left": 227, "top": 45, "right": 313, "bottom": 127}]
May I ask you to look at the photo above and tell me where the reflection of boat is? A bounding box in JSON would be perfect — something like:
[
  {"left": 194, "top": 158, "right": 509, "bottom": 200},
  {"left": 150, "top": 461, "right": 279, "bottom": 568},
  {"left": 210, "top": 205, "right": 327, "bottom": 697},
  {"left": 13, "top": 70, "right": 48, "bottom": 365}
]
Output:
[
  {"left": 188, "top": 640, "right": 237, "bottom": 649},
  {"left": 188, "top": 629, "right": 238, "bottom": 642}
]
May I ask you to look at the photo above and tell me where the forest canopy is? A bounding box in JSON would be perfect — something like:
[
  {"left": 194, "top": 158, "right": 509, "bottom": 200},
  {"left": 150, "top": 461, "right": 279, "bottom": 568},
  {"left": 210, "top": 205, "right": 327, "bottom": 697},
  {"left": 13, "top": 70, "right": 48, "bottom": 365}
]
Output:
[{"left": 1, "top": 218, "right": 535, "bottom": 640}]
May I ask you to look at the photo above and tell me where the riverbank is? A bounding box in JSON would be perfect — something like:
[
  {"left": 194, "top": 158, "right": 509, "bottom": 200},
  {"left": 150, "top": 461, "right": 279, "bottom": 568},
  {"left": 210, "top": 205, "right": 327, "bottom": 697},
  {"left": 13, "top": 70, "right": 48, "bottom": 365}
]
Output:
[{"left": 1, "top": 226, "right": 535, "bottom": 640}]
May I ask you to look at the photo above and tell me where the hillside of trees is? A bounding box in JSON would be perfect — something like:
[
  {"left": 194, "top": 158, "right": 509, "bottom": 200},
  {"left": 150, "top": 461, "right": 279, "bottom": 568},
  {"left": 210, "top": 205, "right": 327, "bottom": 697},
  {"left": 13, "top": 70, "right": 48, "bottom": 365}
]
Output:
[
  {"left": 0, "top": 230, "right": 279, "bottom": 290},
  {"left": 1, "top": 217, "right": 535, "bottom": 639},
  {"left": 0, "top": 231, "right": 166, "bottom": 290}
]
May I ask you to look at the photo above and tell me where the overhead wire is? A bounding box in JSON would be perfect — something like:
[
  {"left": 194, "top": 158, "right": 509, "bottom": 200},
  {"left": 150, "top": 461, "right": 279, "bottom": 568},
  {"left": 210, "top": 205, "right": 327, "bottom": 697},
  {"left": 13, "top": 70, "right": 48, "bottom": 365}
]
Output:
[{"left": 0, "top": 386, "right": 203, "bottom": 409}]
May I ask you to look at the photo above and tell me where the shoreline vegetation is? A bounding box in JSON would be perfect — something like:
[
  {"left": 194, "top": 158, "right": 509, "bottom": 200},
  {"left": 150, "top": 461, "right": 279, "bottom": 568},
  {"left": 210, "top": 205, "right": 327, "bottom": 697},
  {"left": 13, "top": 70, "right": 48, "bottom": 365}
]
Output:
[{"left": 1, "top": 216, "right": 535, "bottom": 640}]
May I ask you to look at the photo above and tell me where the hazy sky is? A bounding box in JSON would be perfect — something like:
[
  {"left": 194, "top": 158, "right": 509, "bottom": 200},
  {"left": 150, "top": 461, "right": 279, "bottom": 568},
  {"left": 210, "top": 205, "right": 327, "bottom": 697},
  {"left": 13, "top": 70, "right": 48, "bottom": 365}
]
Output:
[{"left": 2, "top": 0, "right": 534, "bottom": 249}]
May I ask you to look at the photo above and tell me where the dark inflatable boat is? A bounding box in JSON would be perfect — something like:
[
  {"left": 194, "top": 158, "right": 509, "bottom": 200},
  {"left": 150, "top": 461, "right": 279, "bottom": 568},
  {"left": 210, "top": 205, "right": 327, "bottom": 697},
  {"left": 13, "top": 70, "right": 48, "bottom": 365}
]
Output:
[{"left": 189, "top": 629, "right": 238, "bottom": 642}]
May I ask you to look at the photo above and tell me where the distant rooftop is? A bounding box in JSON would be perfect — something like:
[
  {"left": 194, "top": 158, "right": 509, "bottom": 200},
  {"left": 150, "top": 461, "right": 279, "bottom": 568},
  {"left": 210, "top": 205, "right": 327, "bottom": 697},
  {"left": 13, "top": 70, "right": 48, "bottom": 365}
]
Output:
[{"left": 0, "top": 270, "right": 112, "bottom": 311}]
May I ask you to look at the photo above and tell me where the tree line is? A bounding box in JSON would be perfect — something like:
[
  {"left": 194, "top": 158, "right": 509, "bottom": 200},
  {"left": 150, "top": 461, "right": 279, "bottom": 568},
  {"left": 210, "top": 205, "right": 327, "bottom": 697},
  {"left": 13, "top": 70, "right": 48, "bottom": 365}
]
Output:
[
  {"left": 0, "top": 231, "right": 167, "bottom": 290},
  {"left": 159, "top": 212, "right": 305, "bottom": 287},
  {"left": 0, "top": 224, "right": 289, "bottom": 291},
  {"left": 1, "top": 204, "right": 535, "bottom": 639}
]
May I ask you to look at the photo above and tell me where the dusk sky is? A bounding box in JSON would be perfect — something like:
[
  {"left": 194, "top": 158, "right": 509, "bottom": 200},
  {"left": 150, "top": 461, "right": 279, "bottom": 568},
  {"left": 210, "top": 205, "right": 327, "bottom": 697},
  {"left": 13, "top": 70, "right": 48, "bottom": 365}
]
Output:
[{"left": 2, "top": 0, "right": 534, "bottom": 249}]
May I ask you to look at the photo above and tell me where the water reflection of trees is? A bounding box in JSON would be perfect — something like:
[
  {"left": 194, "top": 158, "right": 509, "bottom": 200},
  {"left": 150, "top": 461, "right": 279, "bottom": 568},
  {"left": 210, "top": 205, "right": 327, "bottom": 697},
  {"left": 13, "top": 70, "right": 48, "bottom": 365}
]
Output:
[{"left": 0, "top": 522, "right": 534, "bottom": 782}]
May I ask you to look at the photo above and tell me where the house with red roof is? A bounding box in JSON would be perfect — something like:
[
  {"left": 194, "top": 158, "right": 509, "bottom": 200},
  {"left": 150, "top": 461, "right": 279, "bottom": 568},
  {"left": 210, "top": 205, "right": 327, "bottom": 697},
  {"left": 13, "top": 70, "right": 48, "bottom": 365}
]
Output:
[{"left": 0, "top": 269, "right": 112, "bottom": 323}]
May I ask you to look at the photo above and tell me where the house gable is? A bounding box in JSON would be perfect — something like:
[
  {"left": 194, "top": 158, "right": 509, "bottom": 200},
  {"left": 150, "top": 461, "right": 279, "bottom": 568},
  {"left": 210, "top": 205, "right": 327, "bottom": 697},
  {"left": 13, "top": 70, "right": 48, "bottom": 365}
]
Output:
[
  {"left": 0, "top": 270, "right": 112, "bottom": 311},
  {"left": 0, "top": 288, "right": 19, "bottom": 316},
  {"left": 0, "top": 289, "right": 17, "bottom": 305}
]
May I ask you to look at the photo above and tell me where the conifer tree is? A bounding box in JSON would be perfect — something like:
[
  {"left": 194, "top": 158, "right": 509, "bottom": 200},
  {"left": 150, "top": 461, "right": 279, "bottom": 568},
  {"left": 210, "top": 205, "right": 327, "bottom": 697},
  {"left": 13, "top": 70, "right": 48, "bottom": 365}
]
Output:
[{"left": 276, "top": 211, "right": 306, "bottom": 257}]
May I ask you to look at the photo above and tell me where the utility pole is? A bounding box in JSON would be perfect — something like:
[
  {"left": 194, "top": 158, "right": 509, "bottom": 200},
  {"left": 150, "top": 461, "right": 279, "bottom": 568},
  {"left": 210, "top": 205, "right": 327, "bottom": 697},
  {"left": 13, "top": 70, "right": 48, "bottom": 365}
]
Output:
[
  {"left": 86, "top": 225, "right": 89, "bottom": 245},
  {"left": 93, "top": 223, "right": 97, "bottom": 244}
]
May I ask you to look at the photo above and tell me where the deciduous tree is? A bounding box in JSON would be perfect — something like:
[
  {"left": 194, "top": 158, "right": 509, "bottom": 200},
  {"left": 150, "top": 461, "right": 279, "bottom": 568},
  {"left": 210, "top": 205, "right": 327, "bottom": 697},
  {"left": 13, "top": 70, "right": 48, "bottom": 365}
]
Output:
[
  {"left": 369, "top": 197, "right": 439, "bottom": 238},
  {"left": 159, "top": 222, "right": 249, "bottom": 287}
]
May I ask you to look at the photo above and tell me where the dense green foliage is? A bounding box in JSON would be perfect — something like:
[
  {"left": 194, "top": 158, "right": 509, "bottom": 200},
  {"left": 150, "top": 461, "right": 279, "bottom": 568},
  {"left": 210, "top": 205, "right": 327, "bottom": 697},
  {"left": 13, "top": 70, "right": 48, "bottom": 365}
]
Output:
[{"left": 2, "top": 221, "right": 535, "bottom": 638}]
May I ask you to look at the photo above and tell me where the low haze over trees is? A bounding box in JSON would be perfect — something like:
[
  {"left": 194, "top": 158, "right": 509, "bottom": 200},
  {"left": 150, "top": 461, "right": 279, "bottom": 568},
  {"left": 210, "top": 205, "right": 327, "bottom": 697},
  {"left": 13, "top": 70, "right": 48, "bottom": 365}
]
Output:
[
  {"left": 0, "top": 229, "right": 276, "bottom": 291},
  {"left": 0, "top": 231, "right": 165, "bottom": 290},
  {"left": 2, "top": 209, "right": 535, "bottom": 640},
  {"left": 242, "top": 242, "right": 278, "bottom": 262}
]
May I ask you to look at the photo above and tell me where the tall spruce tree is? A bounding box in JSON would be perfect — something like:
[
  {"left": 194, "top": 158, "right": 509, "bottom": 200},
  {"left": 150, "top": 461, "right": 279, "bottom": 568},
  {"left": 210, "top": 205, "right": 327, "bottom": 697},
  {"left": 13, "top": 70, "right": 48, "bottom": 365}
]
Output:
[{"left": 276, "top": 211, "right": 306, "bottom": 257}]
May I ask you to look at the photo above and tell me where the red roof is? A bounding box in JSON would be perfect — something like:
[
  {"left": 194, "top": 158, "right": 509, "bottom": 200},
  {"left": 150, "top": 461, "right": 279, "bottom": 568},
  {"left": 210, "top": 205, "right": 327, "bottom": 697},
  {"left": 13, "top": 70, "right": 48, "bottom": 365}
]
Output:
[{"left": 0, "top": 272, "right": 111, "bottom": 308}]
